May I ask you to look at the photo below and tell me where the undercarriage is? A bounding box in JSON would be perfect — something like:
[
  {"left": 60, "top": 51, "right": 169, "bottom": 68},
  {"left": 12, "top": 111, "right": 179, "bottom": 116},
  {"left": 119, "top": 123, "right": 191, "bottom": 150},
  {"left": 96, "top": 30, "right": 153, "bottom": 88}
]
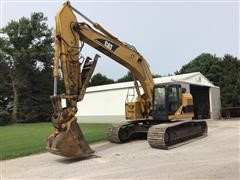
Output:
[{"left": 107, "top": 120, "right": 208, "bottom": 149}]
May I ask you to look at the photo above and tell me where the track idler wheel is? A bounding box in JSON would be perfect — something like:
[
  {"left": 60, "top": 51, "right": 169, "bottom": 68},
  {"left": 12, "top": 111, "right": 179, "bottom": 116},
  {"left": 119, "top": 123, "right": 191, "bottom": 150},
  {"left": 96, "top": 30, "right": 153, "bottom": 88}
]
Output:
[{"left": 107, "top": 125, "right": 129, "bottom": 143}]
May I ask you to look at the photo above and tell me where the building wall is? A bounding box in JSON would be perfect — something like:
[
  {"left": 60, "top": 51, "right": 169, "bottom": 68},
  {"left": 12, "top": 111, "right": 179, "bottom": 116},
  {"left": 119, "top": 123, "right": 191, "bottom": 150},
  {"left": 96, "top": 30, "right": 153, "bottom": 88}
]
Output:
[
  {"left": 73, "top": 73, "right": 221, "bottom": 123},
  {"left": 209, "top": 87, "right": 221, "bottom": 119},
  {"left": 76, "top": 88, "right": 128, "bottom": 123},
  {"left": 77, "top": 115, "right": 125, "bottom": 124},
  {"left": 78, "top": 88, "right": 127, "bottom": 116},
  {"left": 180, "top": 83, "right": 190, "bottom": 92},
  {"left": 76, "top": 82, "right": 191, "bottom": 123}
]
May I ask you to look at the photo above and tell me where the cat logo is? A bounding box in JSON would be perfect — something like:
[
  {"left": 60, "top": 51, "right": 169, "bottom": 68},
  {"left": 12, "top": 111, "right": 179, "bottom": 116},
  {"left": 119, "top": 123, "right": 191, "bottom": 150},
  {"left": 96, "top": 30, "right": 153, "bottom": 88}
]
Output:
[
  {"left": 96, "top": 39, "right": 119, "bottom": 52},
  {"left": 104, "top": 41, "right": 113, "bottom": 50}
]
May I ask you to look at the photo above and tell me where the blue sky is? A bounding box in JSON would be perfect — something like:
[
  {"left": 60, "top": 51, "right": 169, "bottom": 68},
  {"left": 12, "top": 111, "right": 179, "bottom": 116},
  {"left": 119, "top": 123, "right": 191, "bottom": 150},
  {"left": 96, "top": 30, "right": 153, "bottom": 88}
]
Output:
[{"left": 1, "top": 0, "right": 239, "bottom": 80}]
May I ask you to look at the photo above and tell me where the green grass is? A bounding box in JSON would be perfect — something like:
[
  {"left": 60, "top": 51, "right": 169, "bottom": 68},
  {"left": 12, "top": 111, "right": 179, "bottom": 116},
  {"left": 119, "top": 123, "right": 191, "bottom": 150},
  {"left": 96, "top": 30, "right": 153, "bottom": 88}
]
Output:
[{"left": 0, "top": 123, "right": 110, "bottom": 160}]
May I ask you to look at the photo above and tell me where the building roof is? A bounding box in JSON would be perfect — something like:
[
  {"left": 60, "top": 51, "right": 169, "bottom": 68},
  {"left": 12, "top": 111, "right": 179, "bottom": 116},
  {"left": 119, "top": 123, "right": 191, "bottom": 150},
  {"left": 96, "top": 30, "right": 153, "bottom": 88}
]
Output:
[{"left": 86, "top": 72, "right": 218, "bottom": 93}]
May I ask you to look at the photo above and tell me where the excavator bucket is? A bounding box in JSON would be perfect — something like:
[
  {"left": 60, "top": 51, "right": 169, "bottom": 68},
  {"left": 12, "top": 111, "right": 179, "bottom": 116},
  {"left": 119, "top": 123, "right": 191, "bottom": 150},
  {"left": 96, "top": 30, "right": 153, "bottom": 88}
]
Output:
[
  {"left": 47, "top": 120, "right": 94, "bottom": 158},
  {"left": 46, "top": 96, "right": 94, "bottom": 158}
]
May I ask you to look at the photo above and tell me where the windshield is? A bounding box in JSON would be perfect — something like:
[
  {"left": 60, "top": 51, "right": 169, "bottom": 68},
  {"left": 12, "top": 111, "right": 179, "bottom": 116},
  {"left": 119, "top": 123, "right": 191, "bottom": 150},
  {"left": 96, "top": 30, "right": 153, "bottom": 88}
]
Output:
[{"left": 154, "top": 87, "right": 166, "bottom": 112}]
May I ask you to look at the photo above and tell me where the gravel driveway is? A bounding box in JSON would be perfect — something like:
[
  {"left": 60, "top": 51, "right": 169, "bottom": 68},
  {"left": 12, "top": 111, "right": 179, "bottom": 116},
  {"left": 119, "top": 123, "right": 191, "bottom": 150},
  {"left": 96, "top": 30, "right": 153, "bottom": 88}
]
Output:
[{"left": 1, "top": 119, "right": 239, "bottom": 180}]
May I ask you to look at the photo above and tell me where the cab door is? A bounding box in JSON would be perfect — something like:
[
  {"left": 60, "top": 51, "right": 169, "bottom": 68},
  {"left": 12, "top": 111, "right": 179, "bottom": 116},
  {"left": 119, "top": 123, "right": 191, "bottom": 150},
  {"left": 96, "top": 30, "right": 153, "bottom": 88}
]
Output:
[
  {"left": 152, "top": 85, "right": 168, "bottom": 121},
  {"left": 167, "top": 84, "right": 181, "bottom": 115},
  {"left": 152, "top": 84, "right": 182, "bottom": 121}
]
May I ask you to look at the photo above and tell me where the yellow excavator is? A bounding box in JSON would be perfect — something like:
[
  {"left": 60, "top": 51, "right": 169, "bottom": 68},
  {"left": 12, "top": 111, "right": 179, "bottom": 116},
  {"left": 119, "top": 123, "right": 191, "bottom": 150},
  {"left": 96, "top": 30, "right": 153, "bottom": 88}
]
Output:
[{"left": 46, "top": 1, "right": 207, "bottom": 158}]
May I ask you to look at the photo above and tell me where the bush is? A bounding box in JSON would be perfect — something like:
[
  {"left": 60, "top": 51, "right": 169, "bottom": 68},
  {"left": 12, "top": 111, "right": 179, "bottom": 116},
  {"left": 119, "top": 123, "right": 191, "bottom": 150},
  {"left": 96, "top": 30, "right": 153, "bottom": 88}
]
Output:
[{"left": 0, "top": 110, "right": 11, "bottom": 126}]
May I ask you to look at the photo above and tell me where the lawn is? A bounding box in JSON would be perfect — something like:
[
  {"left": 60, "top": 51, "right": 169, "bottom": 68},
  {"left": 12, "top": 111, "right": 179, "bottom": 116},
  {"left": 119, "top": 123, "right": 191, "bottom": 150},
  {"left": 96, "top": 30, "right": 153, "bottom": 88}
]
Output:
[{"left": 0, "top": 123, "right": 110, "bottom": 160}]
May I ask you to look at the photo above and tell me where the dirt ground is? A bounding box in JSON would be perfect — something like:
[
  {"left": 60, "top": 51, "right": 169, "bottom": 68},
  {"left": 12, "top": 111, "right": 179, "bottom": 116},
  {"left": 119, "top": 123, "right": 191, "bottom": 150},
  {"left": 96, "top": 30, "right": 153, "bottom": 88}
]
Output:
[{"left": 1, "top": 119, "right": 240, "bottom": 180}]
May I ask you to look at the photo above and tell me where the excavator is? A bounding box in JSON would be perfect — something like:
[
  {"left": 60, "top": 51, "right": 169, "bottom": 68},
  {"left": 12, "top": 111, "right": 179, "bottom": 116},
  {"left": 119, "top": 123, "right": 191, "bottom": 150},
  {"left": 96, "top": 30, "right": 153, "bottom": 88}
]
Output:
[{"left": 46, "top": 1, "right": 207, "bottom": 158}]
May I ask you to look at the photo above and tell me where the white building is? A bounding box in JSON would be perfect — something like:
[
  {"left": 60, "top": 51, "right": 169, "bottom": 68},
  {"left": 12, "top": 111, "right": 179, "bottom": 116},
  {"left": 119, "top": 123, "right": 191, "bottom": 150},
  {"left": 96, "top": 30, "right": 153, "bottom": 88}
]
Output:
[{"left": 75, "top": 72, "right": 221, "bottom": 123}]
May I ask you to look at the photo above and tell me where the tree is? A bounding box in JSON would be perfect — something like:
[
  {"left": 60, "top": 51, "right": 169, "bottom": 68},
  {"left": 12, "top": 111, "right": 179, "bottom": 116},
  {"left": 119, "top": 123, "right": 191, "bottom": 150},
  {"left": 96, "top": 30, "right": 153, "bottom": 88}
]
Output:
[
  {"left": 0, "top": 40, "right": 13, "bottom": 125},
  {"left": 218, "top": 55, "right": 240, "bottom": 107},
  {"left": 0, "top": 13, "right": 53, "bottom": 123},
  {"left": 0, "top": 39, "right": 12, "bottom": 99},
  {"left": 116, "top": 71, "right": 161, "bottom": 83},
  {"left": 177, "top": 53, "right": 240, "bottom": 108},
  {"left": 89, "top": 73, "right": 114, "bottom": 86},
  {"left": 176, "top": 53, "right": 222, "bottom": 85},
  {"left": 116, "top": 71, "right": 134, "bottom": 83},
  {"left": 152, "top": 74, "right": 161, "bottom": 78}
]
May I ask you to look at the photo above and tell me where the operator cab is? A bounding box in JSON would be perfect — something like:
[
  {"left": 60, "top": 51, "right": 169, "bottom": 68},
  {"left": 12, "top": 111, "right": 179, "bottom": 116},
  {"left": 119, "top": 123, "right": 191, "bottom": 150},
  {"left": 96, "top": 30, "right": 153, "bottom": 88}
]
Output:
[{"left": 152, "top": 84, "right": 193, "bottom": 121}]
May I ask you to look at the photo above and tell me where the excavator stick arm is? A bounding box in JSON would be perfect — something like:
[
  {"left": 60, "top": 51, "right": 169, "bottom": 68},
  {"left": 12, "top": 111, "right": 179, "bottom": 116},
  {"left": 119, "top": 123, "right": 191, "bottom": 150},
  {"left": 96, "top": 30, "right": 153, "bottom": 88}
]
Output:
[{"left": 47, "top": 2, "right": 99, "bottom": 158}]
